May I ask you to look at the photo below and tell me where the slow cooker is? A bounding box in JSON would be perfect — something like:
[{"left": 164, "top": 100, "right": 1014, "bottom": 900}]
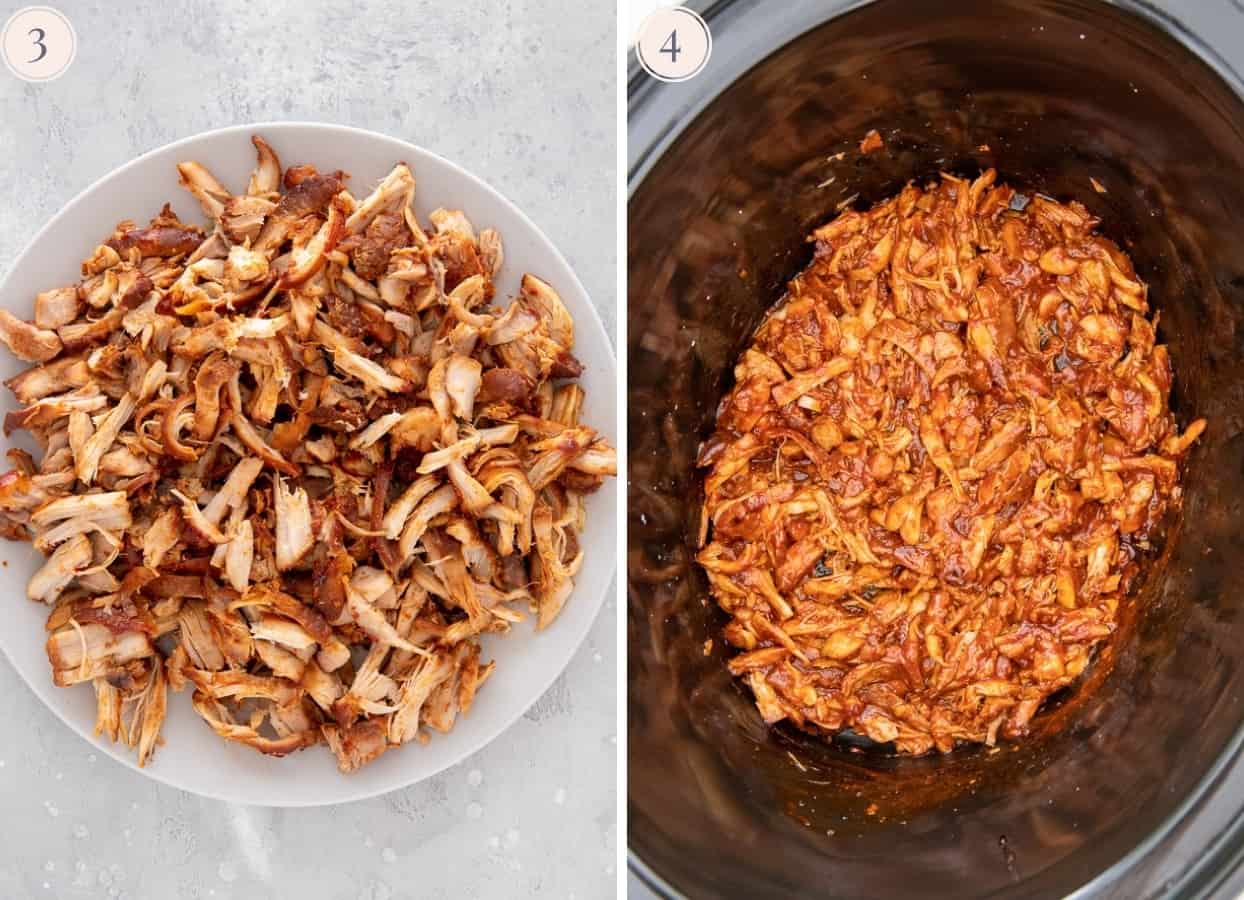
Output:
[{"left": 628, "top": 1, "right": 1244, "bottom": 896}]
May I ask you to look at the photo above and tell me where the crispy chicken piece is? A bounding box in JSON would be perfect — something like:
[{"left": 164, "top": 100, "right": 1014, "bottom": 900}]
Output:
[
  {"left": 315, "top": 637, "right": 350, "bottom": 674},
  {"left": 202, "top": 457, "right": 264, "bottom": 524},
  {"left": 190, "top": 692, "right": 318, "bottom": 756},
  {"left": 27, "top": 533, "right": 93, "bottom": 603},
  {"left": 519, "top": 274, "right": 574, "bottom": 350},
  {"left": 31, "top": 491, "right": 131, "bottom": 552},
  {"left": 344, "top": 578, "right": 424, "bottom": 653},
  {"left": 396, "top": 484, "right": 458, "bottom": 560},
  {"left": 322, "top": 719, "right": 388, "bottom": 773},
  {"left": 444, "top": 356, "right": 483, "bottom": 420},
  {"left": 76, "top": 392, "right": 136, "bottom": 485},
  {"left": 312, "top": 319, "right": 410, "bottom": 394},
  {"left": 248, "top": 136, "right": 282, "bottom": 196},
  {"left": 93, "top": 678, "right": 122, "bottom": 742},
  {"left": 178, "top": 602, "right": 226, "bottom": 671},
  {"left": 345, "top": 164, "right": 415, "bottom": 234},
  {"left": 35, "top": 288, "right": 82, "bottom": 330},
  {"left": 46, "top": 621, "right": 153, "bottom": 687},
  {"left": 478, "top": 229, "right": 504, "bottom": 279},
  {"left": 0, "top": 310, "right": 61, "bottom": 362},
  {"left": 532, "top": 503, "right": 574, "bottom": 629},
  {"left": 249, "top": 613, "right": 317, "bottom": 651},
  {"left": 281, "top": 195, "right": 347, "bottom": 288},
  {"left": 388, "top": 652, "right": 454, "bottom": 745},
  {"left": 273, "top": 477, "right": 313, "bottom": 571},
  {"left": 346, "top": 211, "right": 410, "bottom": 281},
  {"left": 106, "top": 219, "right": 204, "bottom": 258},
  {"left": 177, "top": 161, "right": 232, "bottom": 221},
  {"left": 130, "top": 661, "right": 168, "bottom": 767},
  {"left": 228, "top": 410, "right": 300, "bottom": 476},
  {"left": 222, "top": 196, "right": 276, "bottom": 244},
  {"left": 5, "top": 356, "right": 91, "bottom": 404},
  {"left": 223, "top": 520, "right": 255, "bottom": 592}
]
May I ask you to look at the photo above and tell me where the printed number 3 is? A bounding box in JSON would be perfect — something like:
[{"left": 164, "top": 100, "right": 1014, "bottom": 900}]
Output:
[
  {"left": 660, "top": 29, "right": 681, "bottom": 63},
  {"left": 27, "top": 27, "right": 47, "bottom": 64}
]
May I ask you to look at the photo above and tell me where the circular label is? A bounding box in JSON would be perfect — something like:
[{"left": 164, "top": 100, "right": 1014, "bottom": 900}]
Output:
[
  {"left": 635, "top": 6, "right": 711, "bottom": 83},
  {"left": 2, "top": 6, "right": 76, "bottom": 83}
]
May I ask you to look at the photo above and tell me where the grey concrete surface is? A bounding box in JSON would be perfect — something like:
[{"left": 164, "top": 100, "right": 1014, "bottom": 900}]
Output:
[{"left": 0, "top": 1, "right": 617, "bottom": 899}]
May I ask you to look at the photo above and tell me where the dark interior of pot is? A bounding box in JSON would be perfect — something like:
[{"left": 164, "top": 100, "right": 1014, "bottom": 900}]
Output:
[{"left": 627, "top": 1, "right": 1244, "bottom": 896}]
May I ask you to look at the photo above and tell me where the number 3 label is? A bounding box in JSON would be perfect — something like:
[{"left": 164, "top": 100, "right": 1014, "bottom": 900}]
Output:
[
  {"left": 2, "top": 7, "right": 75, "bottom": 83},
  {"left": 27, "top": 27, "right": 48, "bottom": 64},
  {"left": 636, "top": 7, "right": 711, "bottom": 83}
]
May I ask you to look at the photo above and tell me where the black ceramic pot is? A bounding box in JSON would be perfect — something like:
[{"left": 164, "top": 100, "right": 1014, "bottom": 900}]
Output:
[{"left": 627, "top": 1, "right": 1244, "bottom": 897}]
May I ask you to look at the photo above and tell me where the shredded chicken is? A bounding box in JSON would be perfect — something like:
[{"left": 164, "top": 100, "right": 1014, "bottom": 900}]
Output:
[
  {"left": 698, "top": 171, "right": 1204, "bottom": 755},
  {"left": 2, "top": 135, "right": 614, "bottom": 771}
]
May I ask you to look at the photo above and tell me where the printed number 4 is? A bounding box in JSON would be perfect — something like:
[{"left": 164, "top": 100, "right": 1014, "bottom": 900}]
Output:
[
  {"left": 660, "top": 29, "right": 681, "bottom": 63},
  {"left": 27, "top": 27, "right": 47, "bottom": 64}
]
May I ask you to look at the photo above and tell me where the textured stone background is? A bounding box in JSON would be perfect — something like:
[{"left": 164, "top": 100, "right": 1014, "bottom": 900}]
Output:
[{"left": 0, "top": 1, "right": 617, "bottom": 898}]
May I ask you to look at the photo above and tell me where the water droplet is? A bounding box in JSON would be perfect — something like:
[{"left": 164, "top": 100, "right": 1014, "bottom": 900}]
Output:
[
  {"left": 88, "top": 754, "right": 96, "bottom": 763},
  {"left": 466, "top": 802, "right": 482, "bottom": 819},
  {"left": 487, "top": 835, "right": 500, "bottom": 849},
  {"left": 72, "top": 824, "right": 89, "bottom": 839},
  {"left": 364, "top": 836, "right": 374, "bottom": 848},
  {"left": 44, "top": 861, "right": 55, "bottom": 873},
  {"left": 592, "top": 653, "right": 602, "bottom": 664},
  {"left": 553, "top": 788, "right": 566, "bottom": 805},
  {"left": 467, "top": 769, "right": 483, "bottom": 787},
  {"left": 218, "top": 861, "right": 238, "bottom": 883},
  {"left": 55, "top": 772, "right": 63, "bottom": 781},
  {"left": 44, "top": 802, "right": 59, "bottom": 817},
  {"left": 42, "top": 883, "right": 49, "bottom": 891},
  {"left": 504, "top": 828, "right": 520, "bottom": 848},
  {"left": 381, "top": 847, "right": 396, "bottom": 863}
]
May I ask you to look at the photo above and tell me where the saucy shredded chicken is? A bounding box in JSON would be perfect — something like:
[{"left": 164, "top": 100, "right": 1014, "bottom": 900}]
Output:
[
  {"left": 1, "top": 135, "right": 615, "bottom": 770},
  {"left": 697, "top": 170, "right": 1204, "bottom": 754}
]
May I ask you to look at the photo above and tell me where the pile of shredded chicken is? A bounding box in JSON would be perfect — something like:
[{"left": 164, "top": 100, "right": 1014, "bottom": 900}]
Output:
[
  {"left": 0, "top": 135, "right": 614, "bottom": 771},
  {"left": 697, "top": 170, "right": 1205, "bottom": 754}
]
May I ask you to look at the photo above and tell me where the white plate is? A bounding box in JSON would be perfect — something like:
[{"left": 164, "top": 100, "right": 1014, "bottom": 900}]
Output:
[{"left": 0, "top": 122, "right": 617, "bottom": 806}]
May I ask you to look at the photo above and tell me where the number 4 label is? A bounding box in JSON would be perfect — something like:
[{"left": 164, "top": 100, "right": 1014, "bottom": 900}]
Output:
[
  {"left": 637, "top": 7, "right": 711, "bottom": 83},
  {"left": 660, "top": 30, "right": 681, "bottom": 64}
]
